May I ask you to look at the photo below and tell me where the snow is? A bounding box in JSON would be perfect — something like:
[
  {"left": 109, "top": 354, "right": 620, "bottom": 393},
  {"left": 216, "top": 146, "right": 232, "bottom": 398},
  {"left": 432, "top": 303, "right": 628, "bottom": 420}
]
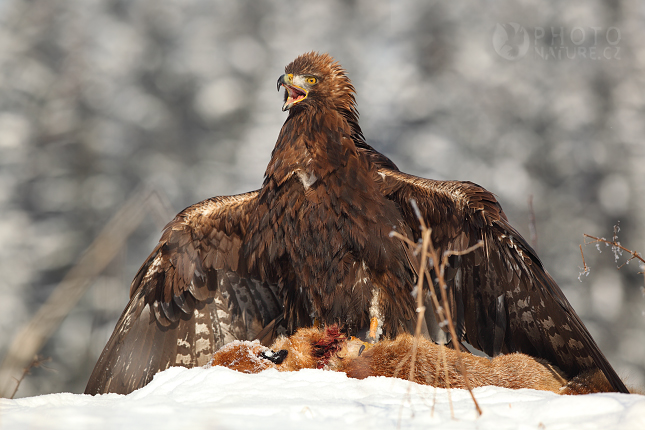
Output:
[{"left": 1, "top": 367, "right": 644, "bottom": 430}]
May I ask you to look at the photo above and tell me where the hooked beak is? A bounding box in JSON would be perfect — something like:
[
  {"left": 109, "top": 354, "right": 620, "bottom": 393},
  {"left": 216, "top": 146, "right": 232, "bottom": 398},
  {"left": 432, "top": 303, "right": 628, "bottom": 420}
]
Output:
[{"left": 277, "top": 73, "right": 308, "bottom": 111}]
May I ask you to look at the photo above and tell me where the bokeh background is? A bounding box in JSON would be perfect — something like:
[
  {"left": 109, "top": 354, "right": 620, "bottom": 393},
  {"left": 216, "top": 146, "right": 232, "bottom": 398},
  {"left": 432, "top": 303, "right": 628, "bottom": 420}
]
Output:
[{"left": 0, "top": 0, "right": 643, "bottom": 398}]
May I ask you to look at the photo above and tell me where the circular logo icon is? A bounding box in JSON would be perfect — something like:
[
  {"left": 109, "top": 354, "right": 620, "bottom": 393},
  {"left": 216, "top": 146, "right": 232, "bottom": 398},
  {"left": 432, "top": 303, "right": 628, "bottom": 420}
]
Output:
[{"left": 492, "top": 22, "right": 529, "bottom": 60}]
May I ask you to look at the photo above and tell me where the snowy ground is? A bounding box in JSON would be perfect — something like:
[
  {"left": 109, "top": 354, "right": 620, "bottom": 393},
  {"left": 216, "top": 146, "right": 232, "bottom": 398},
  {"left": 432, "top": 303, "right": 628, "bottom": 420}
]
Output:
[{"left": 1, "top": 367, "right": 644, "bottom": 430}]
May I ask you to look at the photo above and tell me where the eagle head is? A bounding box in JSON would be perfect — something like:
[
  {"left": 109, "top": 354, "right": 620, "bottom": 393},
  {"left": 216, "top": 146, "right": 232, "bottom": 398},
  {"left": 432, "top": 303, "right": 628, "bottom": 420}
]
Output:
[{"left": 277, "top": 52, "right": 357, "bottom": 114}]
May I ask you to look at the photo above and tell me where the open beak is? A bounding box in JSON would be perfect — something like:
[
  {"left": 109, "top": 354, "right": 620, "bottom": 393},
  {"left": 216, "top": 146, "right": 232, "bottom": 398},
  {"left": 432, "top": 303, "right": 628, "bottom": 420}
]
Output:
[{"left": 277, "top": 74, "right": 308, "bottom": 111}]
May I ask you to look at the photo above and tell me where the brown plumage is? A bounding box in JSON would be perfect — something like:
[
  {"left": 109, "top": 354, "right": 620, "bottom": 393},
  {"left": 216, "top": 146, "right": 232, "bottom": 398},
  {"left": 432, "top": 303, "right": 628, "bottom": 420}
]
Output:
[
  {"left": 211, "top": 326, "right": 626, "bottom": 395},
  {"left": 85, "top": 52, "right": 627, "bottom": 395}
]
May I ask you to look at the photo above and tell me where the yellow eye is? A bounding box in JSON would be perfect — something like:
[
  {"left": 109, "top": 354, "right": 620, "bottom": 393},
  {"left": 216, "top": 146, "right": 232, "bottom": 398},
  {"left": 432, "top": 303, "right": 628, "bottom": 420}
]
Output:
[{"left": 306, "top": 77, "right": 317, "bottom": 85}]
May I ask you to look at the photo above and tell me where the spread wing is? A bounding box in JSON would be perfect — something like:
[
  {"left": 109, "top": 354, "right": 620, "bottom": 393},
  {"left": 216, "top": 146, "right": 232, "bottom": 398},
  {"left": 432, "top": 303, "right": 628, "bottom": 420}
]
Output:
[
  {"left": 380, "top": 169, "right": 628, "bottom": 393},
  {"left": 84, "top": 192, "right": 284, "bottom": 395}
]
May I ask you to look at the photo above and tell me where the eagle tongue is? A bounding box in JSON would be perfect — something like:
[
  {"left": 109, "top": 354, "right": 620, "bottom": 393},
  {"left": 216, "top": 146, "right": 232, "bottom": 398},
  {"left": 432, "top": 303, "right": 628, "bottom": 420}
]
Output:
[{"left": 287, "top": 85, "right": 305, "bottom": 103}]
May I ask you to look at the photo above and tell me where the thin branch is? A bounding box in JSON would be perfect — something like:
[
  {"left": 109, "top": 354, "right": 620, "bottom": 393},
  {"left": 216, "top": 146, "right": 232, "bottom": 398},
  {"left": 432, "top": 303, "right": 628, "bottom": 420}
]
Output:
[
  {"left": 9, "top": 356, "right": 51, "bottom": 399},
  {"left": 578, "top": 245, "right": 590, "bottom": 282},
  {"left": 527, "top": 194, "right": 538, "bottom": 251},
  {"left": 583, "top": 234, "right": 645, "bottom": 267},
  {"left": 425, "top": 233, "right": 483, "bottom": 416},
  {"left": 0, "top": 186, "right": 173, "bottom": 398},
  {"left": 408, "top": 227, "right": 431, "bottom": 383},
  {"left": 581, "top": 224, "right": 645, "bottom": 288},
  {"left": 395, "top": 198, "right": 483, "bottom": 419}
]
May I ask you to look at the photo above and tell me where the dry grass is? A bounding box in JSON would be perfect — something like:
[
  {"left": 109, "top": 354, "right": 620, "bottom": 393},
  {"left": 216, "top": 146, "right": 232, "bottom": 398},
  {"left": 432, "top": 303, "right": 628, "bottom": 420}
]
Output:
[{"left": 390, "top": 198, "right": 483, "bottom": 419}]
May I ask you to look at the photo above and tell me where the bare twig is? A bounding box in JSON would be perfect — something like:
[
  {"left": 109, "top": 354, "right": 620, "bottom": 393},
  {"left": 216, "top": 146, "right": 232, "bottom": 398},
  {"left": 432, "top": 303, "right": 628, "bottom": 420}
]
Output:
[
  {"left": 0, "top": 186, "right": 173, "bottom": 398},
  {"left": 427, "top": 238, "right": 484, "bottom": 416},
  {"left": 583, "top": 236, "right": 644, "bottom": 268},
  {"left": 408, "top": 228, "right": 431, "bottom": 382},
  {"left": 392, "top": 198, "right": 483, "bottom": 418},
  {"left": 9, "top": 356, "right": 52, "bottom": 399},
  {"left": 578, "top": 245, "right": 591, "bottom": 282},
  {"left": 582, "top": 226, "right": 645, "bottom": 288},
  {"left": 527, "top": 194, "right": 538, "bottom": 251}
]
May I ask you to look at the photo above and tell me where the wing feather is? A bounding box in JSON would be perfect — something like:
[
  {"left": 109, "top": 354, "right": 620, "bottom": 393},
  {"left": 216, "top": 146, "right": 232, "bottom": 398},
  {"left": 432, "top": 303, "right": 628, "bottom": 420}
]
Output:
[
  {"left": 380, "top": 168, "right": 628, "bottom": 393},
  {"left": 85, "top": 191, "right": 284, "bottom": 395}
]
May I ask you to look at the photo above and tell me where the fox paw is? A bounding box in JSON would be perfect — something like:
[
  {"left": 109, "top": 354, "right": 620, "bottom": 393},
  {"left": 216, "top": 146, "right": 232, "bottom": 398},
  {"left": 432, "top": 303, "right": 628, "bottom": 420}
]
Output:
[{"left": 260, "top": 349, "right": 288, "bottom": 364}]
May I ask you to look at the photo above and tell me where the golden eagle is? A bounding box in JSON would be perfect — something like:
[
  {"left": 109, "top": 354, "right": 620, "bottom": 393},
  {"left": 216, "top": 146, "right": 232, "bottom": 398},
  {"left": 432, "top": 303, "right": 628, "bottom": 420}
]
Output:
[{"left": 85, "top": 52, "right": 627, "bottom": 395}]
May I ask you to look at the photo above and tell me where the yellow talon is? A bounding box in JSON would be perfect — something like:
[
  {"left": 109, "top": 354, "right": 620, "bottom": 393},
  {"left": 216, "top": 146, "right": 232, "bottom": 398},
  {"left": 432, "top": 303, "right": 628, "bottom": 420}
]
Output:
[
  {"left": 368, "top": 316, "right": 379, "bottom": 342},
  {"left": 369, "top": 316, "right": 378, "bottom": 338}
]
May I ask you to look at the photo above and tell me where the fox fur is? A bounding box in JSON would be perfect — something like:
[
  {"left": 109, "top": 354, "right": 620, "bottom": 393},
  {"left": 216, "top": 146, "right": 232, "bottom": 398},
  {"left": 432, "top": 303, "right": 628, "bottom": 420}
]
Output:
[{"left": 209, "top": 326, "right": 627, "bottom": 395}]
